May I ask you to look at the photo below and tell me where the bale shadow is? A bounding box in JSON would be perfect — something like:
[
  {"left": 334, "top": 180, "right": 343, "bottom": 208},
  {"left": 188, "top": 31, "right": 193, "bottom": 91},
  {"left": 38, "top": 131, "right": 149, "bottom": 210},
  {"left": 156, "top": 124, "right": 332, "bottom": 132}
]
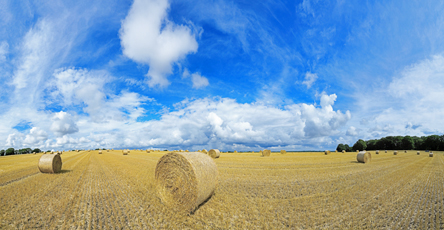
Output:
[
  {"left": 190, "top": 192, "right": 216, "bottom": 215},
  {"left": 58, "top": 169, "right": 72, "bottom": 174},
  {"left": 350, "top": 161, "right": 362, "bottom": 164}
]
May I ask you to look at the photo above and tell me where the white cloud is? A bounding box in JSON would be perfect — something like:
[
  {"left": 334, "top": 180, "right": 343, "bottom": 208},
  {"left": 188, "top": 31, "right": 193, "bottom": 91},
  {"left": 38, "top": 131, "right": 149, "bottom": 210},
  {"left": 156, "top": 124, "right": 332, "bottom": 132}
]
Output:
[
  {"left": 0, "top": 41, "right": 8, "bottom": 62},
  {"left": 302, "top": 72, "right": 318, "bottom": 88},
  {"left": 182, "top": 69, "right": 209, "bottom": 89},
  {"left": 52, "top": 68, "right": 150, "bottom": 123},
  {"left": 353, "top": 55, "right": 444, "bottom": 139},
  {"left": 119, "top": 0, "right": 198, "bottom": 88},
  {"left": 346, "top": 126, "right": 358, "bottom": 136},
  {"left": 109, "top": 94, "right": 350, "bottom": 150},
  {"left": 23, "top": 127, "right": 48, "bottom": 146},
  {"left": 191, "top": 73, "right": 209, "bottom": 89},
  {"left": 50, "top": 111, "right": 79, "bottom": 136},
  {"left": 6, "top": 133, "right": 23, "bottom": 147}
]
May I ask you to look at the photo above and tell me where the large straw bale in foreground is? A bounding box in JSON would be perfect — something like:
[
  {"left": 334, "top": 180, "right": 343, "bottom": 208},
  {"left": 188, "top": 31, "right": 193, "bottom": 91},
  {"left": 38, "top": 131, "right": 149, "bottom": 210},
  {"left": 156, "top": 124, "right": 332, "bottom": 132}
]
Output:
[
  {"left": 155, "top": 152, "right": 218, "bottom": 213},
  {"left": 280, "top": 150, "right": 286, "bottom": 154},
  {"left": 262, "top": 149, "right": 271, "bottom": 157},
  {"left": 357, "top": 151, "right": 371, "bottom": 163},
  {"left": 208, "top": 149, "right": 220, "bottom": 158},
  {"left": 38, "top": 154, "right": 62, "bottom": 173}
]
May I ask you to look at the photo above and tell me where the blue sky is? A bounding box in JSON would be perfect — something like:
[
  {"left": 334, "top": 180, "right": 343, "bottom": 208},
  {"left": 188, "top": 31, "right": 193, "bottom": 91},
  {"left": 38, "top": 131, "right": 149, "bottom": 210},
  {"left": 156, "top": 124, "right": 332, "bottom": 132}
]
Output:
[{"left": 1, "top": 0, "right": 444, "bottom": 151}]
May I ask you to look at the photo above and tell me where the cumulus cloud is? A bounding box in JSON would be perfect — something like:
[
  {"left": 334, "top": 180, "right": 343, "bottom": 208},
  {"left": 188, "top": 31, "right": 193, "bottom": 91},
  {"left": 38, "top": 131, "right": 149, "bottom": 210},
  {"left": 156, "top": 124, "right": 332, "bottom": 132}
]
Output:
[
  {"left": 119, "top": 0, "right": 198, "bottom": 88},
  {"left": 113, "top": 94, "right": 351, "bottom": 150},
  {"left": 50, "top": 111, "right": 79, "bottom": 136},
  {"left": 302, "top": 72, "right": 318, "bottom": 89},
  {"left": 23, "top": 127, "right": 48, "bottom": 146},
  {"left": 6, "top": 133, "right": 23, "bottom": 147},
  {"left": 183, "top": 69, "right": 209, "bottom": 89},
  {"left": 346, "top": 126, "right": 358, "bottom": 136},
  {"left": 52, "top": 68, "right": 150, "bottom": 123}
]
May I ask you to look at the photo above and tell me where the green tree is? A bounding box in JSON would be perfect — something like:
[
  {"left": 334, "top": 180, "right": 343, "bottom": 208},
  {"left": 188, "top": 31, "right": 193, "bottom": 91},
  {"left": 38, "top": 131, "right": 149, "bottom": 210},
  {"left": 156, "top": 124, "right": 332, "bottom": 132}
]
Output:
[
  {"left": 336, "top": 144, "right": 346, "bottom": 152},
  {"left": 401, "top": 136, "right": 415, "bottom": 150},
  {"left": 352, "top": 139, "right": 367, "bottom": 151},
  {"left": 5, "top": 148, "right": 15, "bottom": 155},
  {"left": 32, "top": 148, "right": 41, "bottom": 153},
  {"left": 424, "top": 135, "right": 440, "bottom": 150},
  {"left": 366, "top": 139, "right": 377, "bottom": 150},
  {"left": 345, "top": 144, "right": 352, "bottom": 152},
  {"left": 0, "top": 150, "right": 5, "bottom": 156}
]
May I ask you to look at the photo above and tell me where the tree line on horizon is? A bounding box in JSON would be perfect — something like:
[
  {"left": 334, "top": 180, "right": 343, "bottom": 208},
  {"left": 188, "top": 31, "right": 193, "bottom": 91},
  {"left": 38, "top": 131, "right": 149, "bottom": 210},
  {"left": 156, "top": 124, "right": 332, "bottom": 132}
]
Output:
[{"left": 337, "top": 135, "right": 444, "bottom": 152}]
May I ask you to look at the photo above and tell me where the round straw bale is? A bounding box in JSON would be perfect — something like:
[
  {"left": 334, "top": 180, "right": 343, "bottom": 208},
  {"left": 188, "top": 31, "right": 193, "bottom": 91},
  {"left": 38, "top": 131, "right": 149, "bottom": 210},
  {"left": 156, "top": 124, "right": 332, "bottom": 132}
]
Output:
[
  {"left": 357, "top": 151, "right": 371, "bottom": 163},
  {"left": 123, "top": 149, "right": 128, "bottom": 155},
  {"left": 385, "top": 150, "right": 387, "bottom": 153},
  {"left": 155, "top": 152, "right": 218, "bottom": 213},
  {"left": 394, "top": 151, "right": 398, "bottom": 155},
  {"left": 324, "top": 150, "right": 331, "bottom": 155},
  {"left": 98, "top": 150, "right": 102, "bottom": 154},
  {"left": 107, "top": 150, "right": 109, "bottom": 152},
  {"left": 356, "top": 150, "right": 359, "bottom": 153},
  {"left": 429, "top": 152, "right": 433, "bottom": 157},
  {"left": 234, "top": 150, "right": 238, "bottom": 153},
  {"left": 208, "top": 149, "right": 220, "bottom": 158},
  {"left": 342, "top": 150, "right": 345, "bottom": 153},
  {"left": 38, "top": 154, "right": 62, "bottom": 173},
  {"left": 280, "top": 150, "right": 286, "bottom": 154},
  {"left": 376, "top": 150, "right": 379, "bottom": 154},
  {"left": 417, "top": 151, "right": 420, "bottom": 155},
  {"left": 262, "top": 149, "right": 271, "bottom": 157},
  {"left": 404, "top": 150, "right": 407, "bottom": 153},
  {"left": 202, "top": 149, "right": 208, "bottom": 154}
]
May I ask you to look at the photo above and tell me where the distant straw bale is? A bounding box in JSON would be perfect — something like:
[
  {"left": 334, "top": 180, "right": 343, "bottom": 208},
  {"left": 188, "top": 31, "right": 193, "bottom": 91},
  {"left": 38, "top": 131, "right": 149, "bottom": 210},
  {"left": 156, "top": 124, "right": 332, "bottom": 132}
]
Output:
[
  {"left": 155, "top": 152, "right": 218, "bottom": 213},
  {"left": 280, "top": 150, "right": 286, "bottom": 154},
  {"left": 324, "top": 150, "right": 331, "bottom": 155},
  {"left": 342, "top": 150, "right": 345, "bottom": 153},
  {"left": 394, "top": 151, "right": 398, "bottom": 155},
  {"left": 385, "top": 150, "right": 387, "bottom": 153},
  {"left": 38, "top": 154, "right": 62, "bottom": 173},
  {"left": 262, "top": 149, "right": 271, "bottom": 157},
  {"left": 98, "top": 150, "right": 102, "bottom": 154},
  {"left": 376, "top": 150, "right": 379, "bottom": 154},
  {"left": 417, "top": 151, "right": 420, "bottom": 155},
  {"left": 357, "top": 151, "right": 371, "bottom": 163},
  {"left": 234, "top": 150, "right": 238, "bottom": 153},
  {"left": 123, "top": 149, "right": 128, "bottom": 155},
  {"left": 429, "top": 152, "right": 433, "bottom": 157},
  {"left": 404, "top": 150, "right": 407, "bottom": 153},
  {"left": 202, "top": 149, "right": 208, "bottom": 154},
  {"left": 208, "top": 149, "right": 220, "bottom": 158}
]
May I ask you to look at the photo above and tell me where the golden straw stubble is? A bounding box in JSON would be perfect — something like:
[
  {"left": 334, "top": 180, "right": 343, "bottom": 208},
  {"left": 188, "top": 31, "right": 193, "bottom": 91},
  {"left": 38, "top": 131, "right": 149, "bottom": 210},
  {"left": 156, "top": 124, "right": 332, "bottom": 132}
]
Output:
[
  {"left": 357, "top": 151, "right": 371, "bottom": 163},
  {"left": 38, "top": 154, "right": 62, "bottom": 173},
  {"left": 208, "top": 149, "right": 220, "bottom": 158},
  {"left": 155, "top": 152, "right": 218, "bottom": 213}
]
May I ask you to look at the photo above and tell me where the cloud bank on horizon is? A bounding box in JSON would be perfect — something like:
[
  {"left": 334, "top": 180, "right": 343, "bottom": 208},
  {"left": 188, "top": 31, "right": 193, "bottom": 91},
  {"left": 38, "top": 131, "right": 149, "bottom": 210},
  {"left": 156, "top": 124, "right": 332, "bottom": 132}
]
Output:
[{"left": 0, "top": 0, "right": 444, "bottom": 151}]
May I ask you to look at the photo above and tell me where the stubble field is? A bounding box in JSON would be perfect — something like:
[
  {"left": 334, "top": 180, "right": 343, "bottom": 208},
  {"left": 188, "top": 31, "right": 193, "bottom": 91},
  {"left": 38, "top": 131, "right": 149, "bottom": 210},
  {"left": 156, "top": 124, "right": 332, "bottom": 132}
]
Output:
[{"left": 1, "top": 149, "right": 443, "bottom": 229}]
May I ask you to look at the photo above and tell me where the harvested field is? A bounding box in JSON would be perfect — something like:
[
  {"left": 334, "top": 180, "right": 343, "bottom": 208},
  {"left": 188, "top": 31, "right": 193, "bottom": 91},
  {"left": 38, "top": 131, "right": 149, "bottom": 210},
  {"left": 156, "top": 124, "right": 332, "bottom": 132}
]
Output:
[{"left": 1, "top": 150, "right": 444, "bottom": 229}]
